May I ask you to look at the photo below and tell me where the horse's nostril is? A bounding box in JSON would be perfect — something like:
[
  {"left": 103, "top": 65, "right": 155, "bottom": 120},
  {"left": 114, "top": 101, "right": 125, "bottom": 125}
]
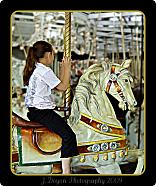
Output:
[{"left": 134, "top": 100, "right": 137, "bottom": 106}]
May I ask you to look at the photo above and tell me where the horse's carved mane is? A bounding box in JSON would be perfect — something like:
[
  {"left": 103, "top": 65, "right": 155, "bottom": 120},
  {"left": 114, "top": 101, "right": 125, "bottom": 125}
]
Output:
[
  {"left": 78, "top": 62, "right": 110, "bottom": 91},
  {"left": 69, "top": 62, "right": 113, "bottom": 127}
]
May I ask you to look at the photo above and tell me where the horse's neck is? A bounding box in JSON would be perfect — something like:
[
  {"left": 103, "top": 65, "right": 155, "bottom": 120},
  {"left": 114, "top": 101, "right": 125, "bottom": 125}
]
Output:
[{"left": 90, "top": 84, "right": 121, "bottom": 126}]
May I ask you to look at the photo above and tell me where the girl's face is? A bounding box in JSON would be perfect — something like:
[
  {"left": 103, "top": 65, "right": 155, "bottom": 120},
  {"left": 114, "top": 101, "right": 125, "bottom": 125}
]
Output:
[{"left": 44, "top": 51, "right": 55, "bottom": 66}]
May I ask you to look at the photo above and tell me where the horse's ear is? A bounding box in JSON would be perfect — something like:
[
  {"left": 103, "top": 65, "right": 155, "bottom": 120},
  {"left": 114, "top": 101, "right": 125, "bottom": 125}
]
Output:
[{"left": 121, "top": 59, "right": 132, "bottom": 68}]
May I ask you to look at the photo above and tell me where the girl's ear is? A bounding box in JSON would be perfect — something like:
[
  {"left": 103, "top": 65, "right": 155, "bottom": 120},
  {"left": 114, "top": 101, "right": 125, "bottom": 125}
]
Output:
[
  {"left": 44, "top": 52, "right": 50, "bottom": 59},
  {"left": 48, "top": 52, "right": 52, "bottom": 59}
]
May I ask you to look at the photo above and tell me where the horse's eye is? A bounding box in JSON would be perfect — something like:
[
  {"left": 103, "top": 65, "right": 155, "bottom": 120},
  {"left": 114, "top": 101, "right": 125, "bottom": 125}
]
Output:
[{"left": 124, "top": 79, "right": 128, "bottom": 83}]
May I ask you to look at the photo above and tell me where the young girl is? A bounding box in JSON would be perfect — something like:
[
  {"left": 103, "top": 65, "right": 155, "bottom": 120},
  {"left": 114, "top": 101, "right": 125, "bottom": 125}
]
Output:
[{"left": 23, "top": 40, "right": 79, "bottom": 174}]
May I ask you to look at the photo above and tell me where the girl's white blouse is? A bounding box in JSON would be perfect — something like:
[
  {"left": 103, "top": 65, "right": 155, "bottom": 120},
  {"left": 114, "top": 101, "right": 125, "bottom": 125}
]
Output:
[{"left": 25, "top": 62, "right": 61, "bottom": 109}]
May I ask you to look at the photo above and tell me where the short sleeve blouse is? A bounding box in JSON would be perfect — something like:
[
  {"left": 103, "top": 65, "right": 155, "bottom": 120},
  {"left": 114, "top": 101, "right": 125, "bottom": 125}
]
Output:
[{"left": 25, "top": 62, "right": 61, "bottom": 109}]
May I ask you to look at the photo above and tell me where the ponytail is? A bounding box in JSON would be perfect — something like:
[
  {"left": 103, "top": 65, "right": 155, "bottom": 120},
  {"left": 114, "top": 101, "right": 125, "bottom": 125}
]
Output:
[{"left": 23, "top": 47, "right": 36, "bottom": 86}]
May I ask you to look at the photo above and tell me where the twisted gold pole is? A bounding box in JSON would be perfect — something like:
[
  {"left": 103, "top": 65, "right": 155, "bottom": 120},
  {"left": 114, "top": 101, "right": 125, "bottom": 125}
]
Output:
[{"left": 64, "top": 12, "right": 71, "bottom": 118}]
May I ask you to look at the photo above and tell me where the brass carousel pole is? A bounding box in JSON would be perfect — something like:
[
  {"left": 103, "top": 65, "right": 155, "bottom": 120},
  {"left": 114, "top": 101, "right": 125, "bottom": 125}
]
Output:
[{"left": 64, "top": 12, "right": 71, "bottom": 119}]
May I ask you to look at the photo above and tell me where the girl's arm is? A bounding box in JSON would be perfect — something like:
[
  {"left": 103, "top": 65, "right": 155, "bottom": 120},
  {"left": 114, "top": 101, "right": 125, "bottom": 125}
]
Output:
[{"left": 56, "top": 56, "right": 71, "bottom": 91}]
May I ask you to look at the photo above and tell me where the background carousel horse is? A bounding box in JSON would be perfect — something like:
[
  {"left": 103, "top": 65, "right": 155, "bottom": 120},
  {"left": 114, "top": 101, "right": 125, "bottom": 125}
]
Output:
[
  {"left": 68, "top": 59, "right": 144, "bottom": 174},
  {"left": 12, "top": 59, "right": 144, "bottom": 174}
]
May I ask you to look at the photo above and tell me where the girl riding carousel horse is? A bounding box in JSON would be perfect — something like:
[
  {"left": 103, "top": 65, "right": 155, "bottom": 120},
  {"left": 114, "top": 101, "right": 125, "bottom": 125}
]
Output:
[{"left": 23, "top": 40, "right": 79, "bottom": 174}]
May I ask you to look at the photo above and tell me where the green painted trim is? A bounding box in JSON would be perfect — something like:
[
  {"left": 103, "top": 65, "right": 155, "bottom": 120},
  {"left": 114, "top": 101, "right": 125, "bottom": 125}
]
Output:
[
  {"left": 18, "top": 161, "right": 61, "bottom": 166},
  {"left": 17, "top": 127, "right": 23, "bottom": 166}
]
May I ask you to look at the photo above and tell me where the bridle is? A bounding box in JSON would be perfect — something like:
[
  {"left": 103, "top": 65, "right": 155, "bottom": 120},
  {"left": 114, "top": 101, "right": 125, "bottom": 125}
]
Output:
[{"left": 106, "top": 65, "right": 127, "bottom": 105}]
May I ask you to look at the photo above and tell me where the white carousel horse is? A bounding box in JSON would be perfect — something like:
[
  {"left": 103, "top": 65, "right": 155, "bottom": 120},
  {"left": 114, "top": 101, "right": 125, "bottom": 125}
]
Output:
[
  {"left": 12, "top": 59, "right": 144, "bottom": 174},
  {"left": 68, "top": 59, "right": 144, "bottom": 174}
]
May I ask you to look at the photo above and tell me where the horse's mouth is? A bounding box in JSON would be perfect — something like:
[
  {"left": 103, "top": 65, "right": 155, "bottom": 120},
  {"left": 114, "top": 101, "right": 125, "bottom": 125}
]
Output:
[
  {"left": 118, "top": 102, "right": 127, "bottom": 110},
  {"left": 127, "top": 99, "right": 137, "bottom": 111},
  {"left": 118, "top": 101, "right": 136, "bottom": 111},
  {"left": 128, "top": 104, "right": 136, "bottom": 112}
]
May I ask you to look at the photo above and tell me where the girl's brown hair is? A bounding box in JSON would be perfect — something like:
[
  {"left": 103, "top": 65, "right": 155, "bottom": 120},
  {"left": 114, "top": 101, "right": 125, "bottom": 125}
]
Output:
[{"left": 23, "top": 41, "right": 53, "bottom": 86}]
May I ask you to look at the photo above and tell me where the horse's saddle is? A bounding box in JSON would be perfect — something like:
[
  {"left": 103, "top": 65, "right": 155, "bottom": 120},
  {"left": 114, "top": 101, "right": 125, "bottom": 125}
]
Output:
[{"left": 12, "top": 112, "right": 62, "bottom": 155}]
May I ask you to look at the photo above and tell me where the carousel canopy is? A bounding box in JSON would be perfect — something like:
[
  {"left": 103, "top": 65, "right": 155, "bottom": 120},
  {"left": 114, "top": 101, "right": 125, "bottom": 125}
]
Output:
[{"left": 12, "top": 11, "right": 144, "bottom": 59}]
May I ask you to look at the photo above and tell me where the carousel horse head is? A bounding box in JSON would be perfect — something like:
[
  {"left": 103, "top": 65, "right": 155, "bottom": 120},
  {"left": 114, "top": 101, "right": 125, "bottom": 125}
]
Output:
[
  {"left": 69, "top": 60, "right": 137, "bottom": 131},
  {"left": 69, "top": 59, "right": 137, "bottom": 129},
  {"left": 103, "top": 59, "right": 137, "bottom": 111}
]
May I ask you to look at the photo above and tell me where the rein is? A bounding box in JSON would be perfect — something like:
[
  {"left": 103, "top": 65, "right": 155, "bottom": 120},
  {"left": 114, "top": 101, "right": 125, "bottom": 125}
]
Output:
[{"left": 106, "top": 65, "right": 127, "bottom": 105}]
